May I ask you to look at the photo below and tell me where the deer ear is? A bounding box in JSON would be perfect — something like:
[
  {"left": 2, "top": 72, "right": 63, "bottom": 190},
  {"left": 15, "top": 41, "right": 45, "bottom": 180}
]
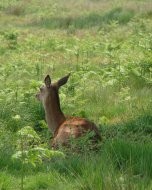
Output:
[
  {"left": 44, "top": 75, "right": 51, "bottom": 88},
  {"left": 57, "top": 73, "right": 70, "bottom": 88}
]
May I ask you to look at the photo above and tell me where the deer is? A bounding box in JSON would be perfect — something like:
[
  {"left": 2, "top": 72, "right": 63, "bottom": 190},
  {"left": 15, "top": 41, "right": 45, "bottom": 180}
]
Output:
[{"left": 36, "top": 74, "right": 101, "bottom": 149}]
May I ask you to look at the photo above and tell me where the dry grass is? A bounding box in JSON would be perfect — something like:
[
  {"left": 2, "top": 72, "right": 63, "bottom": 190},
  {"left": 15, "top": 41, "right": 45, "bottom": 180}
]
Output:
[{"left": 0, "top": 0, "right": 151, "bottom": 30}]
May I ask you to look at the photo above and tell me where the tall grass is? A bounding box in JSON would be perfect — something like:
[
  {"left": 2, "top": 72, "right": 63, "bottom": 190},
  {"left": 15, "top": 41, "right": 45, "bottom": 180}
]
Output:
[
  {"left": 0, "top": 0, "right": 152, "bottom": 189},
  {"left": 1, "top": 140, "right": 152, "bottom": 189},
  {"left": 28, "top": 7, "right": 134, "bottom": 29}
]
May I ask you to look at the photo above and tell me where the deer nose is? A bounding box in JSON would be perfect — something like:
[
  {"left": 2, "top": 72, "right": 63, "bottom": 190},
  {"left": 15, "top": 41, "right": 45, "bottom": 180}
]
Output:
[{"left": 35, "top": 93, "right": 40, "bottom": 100}]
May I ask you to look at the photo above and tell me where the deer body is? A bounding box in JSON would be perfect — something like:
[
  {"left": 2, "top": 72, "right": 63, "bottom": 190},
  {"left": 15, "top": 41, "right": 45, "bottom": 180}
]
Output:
[{"left": 36, "top": 74, "right": 101, "bottom": 148}]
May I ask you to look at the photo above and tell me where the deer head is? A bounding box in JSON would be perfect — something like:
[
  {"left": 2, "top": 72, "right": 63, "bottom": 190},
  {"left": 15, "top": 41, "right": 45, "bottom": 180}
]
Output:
[{"left": 36, "top": 74, "right": 70, "bottom": 103}]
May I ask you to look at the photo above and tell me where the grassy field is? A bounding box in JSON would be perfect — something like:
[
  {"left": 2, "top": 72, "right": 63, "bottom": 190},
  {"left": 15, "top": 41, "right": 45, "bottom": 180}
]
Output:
[{"left": 0, "top": 0, "right": 152, "bottom": 189}]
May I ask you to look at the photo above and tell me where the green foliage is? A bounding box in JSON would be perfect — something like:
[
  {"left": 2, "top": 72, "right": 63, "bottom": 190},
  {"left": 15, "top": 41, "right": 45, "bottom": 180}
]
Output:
[
  {"left": 0, "top": 172, "right": 14, "bottom": 190},
  {"left": 106, "top": 140, "right": 152, "bottom": 178},
  {"left": 0, "top": 0, "right": 152, "bottom": 189},
  {"left": 2, "top": 30, "right": 18, "bottom": 49},
  {"left": 12, "top": 126, "right": 64, "bottom": 167}
]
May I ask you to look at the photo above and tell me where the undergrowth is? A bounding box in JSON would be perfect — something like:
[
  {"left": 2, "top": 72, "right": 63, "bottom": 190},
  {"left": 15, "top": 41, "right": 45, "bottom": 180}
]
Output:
[{"left": 0, "top": 0, "right": 152, "bottom": 189}]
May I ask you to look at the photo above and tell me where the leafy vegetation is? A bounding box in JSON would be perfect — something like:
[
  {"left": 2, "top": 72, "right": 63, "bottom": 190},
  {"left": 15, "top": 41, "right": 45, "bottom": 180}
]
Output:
[{"left": 0, "top": 0, "right": 152, "bottom": 189}]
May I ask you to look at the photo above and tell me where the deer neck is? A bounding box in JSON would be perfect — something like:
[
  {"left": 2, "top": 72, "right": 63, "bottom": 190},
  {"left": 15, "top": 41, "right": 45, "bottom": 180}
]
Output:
[{"left": 43, "top": 92, "right": 65, "bottom": 135}]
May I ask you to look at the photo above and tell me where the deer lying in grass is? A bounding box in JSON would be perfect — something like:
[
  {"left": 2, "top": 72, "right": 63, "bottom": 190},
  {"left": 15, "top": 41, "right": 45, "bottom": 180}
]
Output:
[{"left": 36, "top": 74, "right": 101, "bottom": 148}]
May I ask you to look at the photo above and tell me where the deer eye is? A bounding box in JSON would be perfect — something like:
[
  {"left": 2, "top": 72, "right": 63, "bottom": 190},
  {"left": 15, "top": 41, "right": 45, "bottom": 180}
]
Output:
[{"left": 40, "top": 87, "right": 43, "bottom": 92}]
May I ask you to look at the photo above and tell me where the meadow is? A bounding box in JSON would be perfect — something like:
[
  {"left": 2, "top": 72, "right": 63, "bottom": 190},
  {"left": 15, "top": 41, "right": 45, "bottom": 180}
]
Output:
[{"left": 0, "top": 0, "right": 152, "bottom": 189}]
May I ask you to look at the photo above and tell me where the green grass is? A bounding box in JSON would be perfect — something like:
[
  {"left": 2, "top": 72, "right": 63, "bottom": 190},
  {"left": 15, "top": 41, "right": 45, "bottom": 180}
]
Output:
[
  {"left": 0, "top": 141, "right": 152, "bottom": 189},
  {"left": 0, "top": 0, "right": 152, "bottom": 189},
  {"left": 26, "top": 7, "right": 134, "bottom": 29}
]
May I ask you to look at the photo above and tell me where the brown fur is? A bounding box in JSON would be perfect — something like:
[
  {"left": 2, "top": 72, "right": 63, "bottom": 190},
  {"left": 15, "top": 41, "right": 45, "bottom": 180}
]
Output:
[{"left": 52, "top": 117, "right": 101, "bottom": 148}]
